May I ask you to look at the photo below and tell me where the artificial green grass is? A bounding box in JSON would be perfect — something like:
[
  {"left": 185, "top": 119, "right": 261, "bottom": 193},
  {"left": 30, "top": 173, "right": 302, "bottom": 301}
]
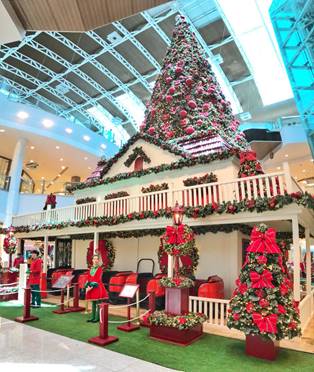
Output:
[{"left": 0, "top": 305, "right": 313, "bottom": 372}]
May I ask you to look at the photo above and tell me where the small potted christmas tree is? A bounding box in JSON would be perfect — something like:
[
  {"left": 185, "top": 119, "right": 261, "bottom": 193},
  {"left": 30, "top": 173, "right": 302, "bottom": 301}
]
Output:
[{"left": 227, "top": 224, "right": 301, "bottom": 360}]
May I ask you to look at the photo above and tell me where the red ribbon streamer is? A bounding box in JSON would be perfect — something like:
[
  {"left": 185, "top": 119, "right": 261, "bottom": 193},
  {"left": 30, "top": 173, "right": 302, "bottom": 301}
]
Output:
[
  {"left": 252, "top": 313, "right": 278, "bottom": 334},
  {"left": 250, "top": 270, "right": 274, "bottom": 288},
  {"left": 247, "top": 227, "right": 281, "bottom": 254}
]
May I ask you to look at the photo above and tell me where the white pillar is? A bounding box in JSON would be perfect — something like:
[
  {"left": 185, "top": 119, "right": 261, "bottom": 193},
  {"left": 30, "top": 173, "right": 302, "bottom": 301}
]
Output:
[
  {"left": 43, "top": 235, "right": 48, "bottom": 274},
  {"left": 18, "top": 263, "right": 27, "bottom": 303},
  {"left": 167, "top": 254, "right": 173, "bottom": 278},
  {"left": 4, "top": 138, "right": 27, "bottom": 227},
  {"left": 292, "top": 216, "right": 301, "bottom": 301},
  {"left": 93, "top": 231, "right": 99, "bottom": 254},
  {"left": 305, "top": 228, "right": 311, "bottom": 296},
  {"left": 283, "top": 161, "right": 292, "bottom": 194}
]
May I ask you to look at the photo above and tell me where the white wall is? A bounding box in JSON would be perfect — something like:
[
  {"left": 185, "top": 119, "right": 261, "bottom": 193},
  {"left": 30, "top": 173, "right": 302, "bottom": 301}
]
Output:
[
  {"left": 71, "top": 231, "right": 242, "bottom": 298},
  {"left": 0, "top": 190, "right": 8, "bottom": 222}
]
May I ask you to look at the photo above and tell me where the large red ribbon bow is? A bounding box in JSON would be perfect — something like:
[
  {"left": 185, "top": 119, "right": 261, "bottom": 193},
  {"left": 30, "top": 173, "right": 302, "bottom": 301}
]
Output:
[
  {"left": 250, "top": 270, "right": 274, "bottom": 288},
  {"left": 165, "top": 224, "right": 185, "bottom": 245},
  {"left": 252, "top": 313, "right": 278, "bottom": 334},
  {"left": 247, "top": 227, "right": 281, "bottom": 254}
]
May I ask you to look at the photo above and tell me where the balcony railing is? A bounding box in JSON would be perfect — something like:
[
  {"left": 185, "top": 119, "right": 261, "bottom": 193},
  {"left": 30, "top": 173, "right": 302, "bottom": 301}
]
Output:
[{"left": 11, "top": 170, "right": 300, "bottom": 228}]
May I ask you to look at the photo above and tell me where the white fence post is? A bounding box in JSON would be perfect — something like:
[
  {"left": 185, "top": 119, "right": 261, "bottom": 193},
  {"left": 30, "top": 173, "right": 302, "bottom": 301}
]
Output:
[{"left": 283, "top": 161, "right": 293, "bottom": 193}]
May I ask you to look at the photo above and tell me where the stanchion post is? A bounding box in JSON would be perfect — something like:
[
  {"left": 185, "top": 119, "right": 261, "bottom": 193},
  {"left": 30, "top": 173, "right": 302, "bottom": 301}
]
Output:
[
  {"left": 117, "top": 297, "right": 140, "bottom": 332},
  {"left": 68, "top": 283, "right": 84, "bottom": 312},
  {"left": 140, "top": 291, "right": 155, "bottom": 327},
  {"left": 88, "top": 303, "right": 119, "bottom": 346},
  {"left": 53, "top": 288, "right": 70, "bottom": 314},
  {"left": 15, "top": 287, "right": 39, "bottom": 323}
]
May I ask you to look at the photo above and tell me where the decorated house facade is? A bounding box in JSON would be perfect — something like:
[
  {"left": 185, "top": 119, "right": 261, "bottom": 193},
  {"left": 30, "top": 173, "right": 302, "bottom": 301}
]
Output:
[{"left": 6, "top": 16, "right": 314, "bottom": 333}]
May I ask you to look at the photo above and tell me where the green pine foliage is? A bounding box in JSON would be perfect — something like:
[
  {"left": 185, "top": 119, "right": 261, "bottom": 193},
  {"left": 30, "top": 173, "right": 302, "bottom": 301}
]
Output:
[
  {"left": 141, "top": 15, "right": 248, "bottom": 149},
  {"left": 227, "top": 224, "right": 301, "bottom": 341}
]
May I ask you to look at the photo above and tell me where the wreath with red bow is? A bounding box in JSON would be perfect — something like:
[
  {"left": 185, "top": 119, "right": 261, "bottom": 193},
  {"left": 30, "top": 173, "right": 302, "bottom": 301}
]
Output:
[
  {"left": 3, "top": 231, "right": 17, "bottom": 255},
  {"left": 86, "top": 239, "right": 115, "bottom": 271},
  {"left": 158, "top": 224, "right": 199, "bottom": 276}
]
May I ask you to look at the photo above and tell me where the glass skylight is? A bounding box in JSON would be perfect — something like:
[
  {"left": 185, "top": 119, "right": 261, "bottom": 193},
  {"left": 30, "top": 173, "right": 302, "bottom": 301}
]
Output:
[
  {"left": 216, "top": 0, "right": 294, "bottom": 106},
  {"left": 116, "top": 93, "right": 146, "bottom": 127},
  {"left": 87, "top": 105, "right": 130, "bottom": 147}
]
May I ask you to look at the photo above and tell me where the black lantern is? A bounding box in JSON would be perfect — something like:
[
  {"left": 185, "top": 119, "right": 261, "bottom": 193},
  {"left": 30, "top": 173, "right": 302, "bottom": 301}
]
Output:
[{"left": 172, "top": 202, "right": 184, "bottom": 226}]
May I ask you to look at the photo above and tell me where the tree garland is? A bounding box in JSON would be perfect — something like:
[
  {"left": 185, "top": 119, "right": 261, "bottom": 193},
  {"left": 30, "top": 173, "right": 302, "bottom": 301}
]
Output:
[
  {"left": 7, "top": 192, "right": 314, "bottom": 234},
  {"left": 160, "top": 276, "right": 194, "bottom": 288},
  {"left": 70, "top": 148, "right": 238, "bottom": 191},
  {"left": 141, "top": 183, "right": 168, "bottom": 194},
  {"left": 124, "top": 146, "right": 151, "bottom": 167}
]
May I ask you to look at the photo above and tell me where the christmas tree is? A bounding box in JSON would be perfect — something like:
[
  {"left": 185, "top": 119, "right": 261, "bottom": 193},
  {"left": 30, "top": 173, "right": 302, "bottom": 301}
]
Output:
[
  {"left": 227, "top": 224, "right": 301, "bottom": 341},
  {"left": 141, "top": 15, "right": 248, "bottom": 152}
]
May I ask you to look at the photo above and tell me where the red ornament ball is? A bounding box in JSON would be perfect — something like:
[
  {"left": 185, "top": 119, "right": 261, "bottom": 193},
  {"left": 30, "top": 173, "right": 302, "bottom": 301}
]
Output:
[
  {"left": 185, "top": 77, "right": 193, "bottom": 86},
  {"left": 188, "top": 100, "right": 197, "bottom": 109},
  {"left": 175, "top": 66, "right": 183, "bottom": 75},
  {"left": 203, "top": 103, "right": 210, "bottom": 111},
  {"left": 168, "top": 86, "right": 176, "bottom": 95},
  {"left": 148, "top": 127, "right": 155, "bottom": 135},
  {"left": 165, "top": 77, "right": 172, "bottom": 85},
  {"left": 196, "top": 119, "right": 203, "bottom": 126},
  {"left": 180, "top": 109, "right": 187, "bottom": 118},
  {"left": 185, "top": 126, "right": 195, "bottom": 135},
  {"left": 166, "top": 95, "right": 173, "bottom": 103},
  {"left": 180, "top": 119, "right": 188, "bottom": 127}
]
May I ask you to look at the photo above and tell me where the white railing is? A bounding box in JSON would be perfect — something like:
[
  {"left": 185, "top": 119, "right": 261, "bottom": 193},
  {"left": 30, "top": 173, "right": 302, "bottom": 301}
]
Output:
[
  {"left": 299, "top": 288, "right": 314, "bottom": 331},
  {"left": 12, "top": 171, "right": 292, "bottom": 227},
  {"left": 189, "top": 296, "right": 230, "bottom": 327}
]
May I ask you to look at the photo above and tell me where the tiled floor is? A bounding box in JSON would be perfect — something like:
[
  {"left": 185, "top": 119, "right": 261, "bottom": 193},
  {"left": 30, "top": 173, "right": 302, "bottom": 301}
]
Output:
[{"left": 0, "top": 317, "right": 177, "bottom": 372}]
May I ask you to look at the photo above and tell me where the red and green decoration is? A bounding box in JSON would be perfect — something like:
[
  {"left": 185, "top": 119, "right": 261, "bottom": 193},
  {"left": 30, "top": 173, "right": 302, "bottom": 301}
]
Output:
[
  {"left": 149, "top": 311, "right": 207, "bottom": 330},
  {"left": 124, "top": 146, "right": 151, "bottom": 168},
  {"left": 140, "top": 15, "right": 248, "bottom": 150},
  {"left": 238, "top": 151, "right": 264, "bottom": 178},
  {"left": 86, "top": 239, "right": 115, "bottom": 271},
  {"left": 8, "top": 192, "right": 314, "bottom": 234},
  {"left": 3, "top": 228, "right": 17, "bottom": 255},
  {"left": 227, "top": 224, "right": 301, "bottom": 341},
  {"left": 183, "top": 172, "right": 217, "bottom": 186},
  {"left": 142, "top": 183, "right": 168, "bottom": 194},
  {"left": 160, "top": 276, "right": 194, "bottom": 288},
  {"left": 76, "top": 197, "right": 96, "bottom": 205},
  {"left": 158, "top": 224, "right": 199, "bottom": 279},
  {"left": 105, "top": 191, "right": 129, "bottom": 200}
]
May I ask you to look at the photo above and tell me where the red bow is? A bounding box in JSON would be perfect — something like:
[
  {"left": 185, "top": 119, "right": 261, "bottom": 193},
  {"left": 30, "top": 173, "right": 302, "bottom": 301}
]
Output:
[
  {"left": 165, "top": 225, "right": 185, "bottom": 245},
  {"left": 250, "top": 270, "right": 274, "bottom": 288},
  {"left": 252, "top": 313, "right": 278, "bottom": 334},
  {"left": 247, "top": 227, "right": 281, "bottom": 254}
]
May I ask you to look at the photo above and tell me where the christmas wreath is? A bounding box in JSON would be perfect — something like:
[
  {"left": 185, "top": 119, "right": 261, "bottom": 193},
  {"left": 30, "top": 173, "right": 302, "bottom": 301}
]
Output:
[
  {"left": 158, "top": 225, "right": 199, "bottom": 276},
  {"left": 3, "top": 231, "right": 17, "bottom": 255},
  {"left": 86, "top": 239, "right": 115, "bottom": 271}
]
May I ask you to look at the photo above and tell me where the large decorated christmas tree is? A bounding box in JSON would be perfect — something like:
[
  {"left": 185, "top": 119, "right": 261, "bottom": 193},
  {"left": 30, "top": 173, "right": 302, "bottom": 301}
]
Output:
[
  {"left": 141, "top": 15, "right": 248, "bottom": 154},
  {"left": 227, "top": 224, "right": 301, "bottom": 341}
]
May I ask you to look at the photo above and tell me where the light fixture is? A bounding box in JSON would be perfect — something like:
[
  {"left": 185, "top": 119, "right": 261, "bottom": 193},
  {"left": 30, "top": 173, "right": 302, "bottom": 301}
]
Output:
[
  {"left": 88, "top": 166, "right": 92, "bottom": 170},
  {"left": 302, "top": 169, "right": 306, "bottom": 173},
  {"left": 83, "top": 135, "right": 90, "bottom": 141},
  {"left": 84, "top": 156, "right": 88, "bottom": 160},
  {"left": 56, "top": 145, "right": 60, "bottom": 150},
  {"left": 0, "top": 129, "right": 6, "bottom": 133},
  {"left": 42, "top": 119, "right": 54, "bottom": 128},
  {"left": 100, "top": 144, "right": 107, "bottom": 149},
  {"left": 57, "top": 174, "right": 61, "bottom": 177},
  {"left": 65, "top": 128, "right": 73, "bottom": 134},
  {"left": 17, "top": 111, "right": 29, "bottom": 119},
  {"left": 41, "top": 176, "right": 45, "bottom": 180},
  {"left": 172, "top": 202, "right": 184, "bottom": 226},
  {"left": 61, "top": 166, "right": 66, "bottom": 170},
  {"left": 60, "top": 158, "right": 63, "bottom": 162},
  {"left": 276, "top": 166, "right": 281, "bottom": 170},
  {"left": 29, "top": 160, "right": 34, "bottom": 163},
  {"left": 311, "top": 159, "right": 314, "bottom": 162},
  {"left": 284, "top": 154, "right": 288, "bottom": 158},
  {"left": 30, "top": 146, "right": 35, "bottom": 150}
]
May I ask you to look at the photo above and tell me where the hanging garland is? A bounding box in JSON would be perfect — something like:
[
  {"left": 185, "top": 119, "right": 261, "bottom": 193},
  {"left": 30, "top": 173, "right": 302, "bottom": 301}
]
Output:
[
  {"left": 7, "top": 192, "right": 314, "bottom": 234},
  {"left": 104, "top": 191, "right": 129, "bottom": 200},
  {"left": 124, "top": 146, "right": 151, "bottom": 167},
  {"left": 3, "top": 230, "right": 17, "bottom": 255},
  {"left": 86, "top": 239, "right": 115, "bottom": 271},
  {"left": 76, "top": 197, "right": 96, "bottom": 205},
  {"left": 183, "top": 172, "right": 218, "bottom": 186}
]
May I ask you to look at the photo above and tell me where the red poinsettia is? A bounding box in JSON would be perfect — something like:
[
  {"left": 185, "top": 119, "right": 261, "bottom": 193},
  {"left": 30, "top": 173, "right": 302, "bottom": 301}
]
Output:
[
  {"left": 233, "top": 313, "right": 240, "bottom": 321},
  {"left": 257, "top": 255, "right": 267, "bottom": 265},
  {"left": 246, "top": 302, "right": 254, "bottom": 313},
  {"left": 277, "top": 304, "right": 286, "bottom": 314},
  {"left": 259, "top": 298, "right": 269, "bottom": 308},
  {"left": 178, "top": 317, "right": 187, "bottom": 324}
]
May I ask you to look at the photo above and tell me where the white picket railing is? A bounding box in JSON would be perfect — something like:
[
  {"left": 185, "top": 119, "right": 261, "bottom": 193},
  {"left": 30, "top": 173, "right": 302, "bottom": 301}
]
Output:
[
  {"left": 189, "top": 296, "right": 230, "bottom": 327},
  {"left": 11, "top": 171, "right": 297, "bottom": 227},
  {"left": 299, "top": 288, "right": 314, "bottom": 331}
]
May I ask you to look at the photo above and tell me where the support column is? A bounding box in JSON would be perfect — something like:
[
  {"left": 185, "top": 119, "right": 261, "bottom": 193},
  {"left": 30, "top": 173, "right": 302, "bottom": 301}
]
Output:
[
  {"left": 43, "top": 235, "right": 48, "bottom": 274},
  {"left": 167, "top": 254, "right": 173, "bottom": 278},
  {"left": 292, "top": 216, "right": 301, "bottom": 301},
  {"left": 305, "top": 228, "right": 311, "bottom": 296},
  {"left": 283, "top": 161, "right": 292, "bottom": 194},
  {"left": 93, "top": 231, "right": 99, "bottom": 254},
  {"left": 4, "top": 138, "right": 27, "bottom": 227}
]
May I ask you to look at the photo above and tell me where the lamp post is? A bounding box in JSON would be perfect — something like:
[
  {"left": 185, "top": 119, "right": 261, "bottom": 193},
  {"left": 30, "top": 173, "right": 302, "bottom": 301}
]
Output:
[{"left": 171, "top": 202, "right": 184, "bottom": 278}]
